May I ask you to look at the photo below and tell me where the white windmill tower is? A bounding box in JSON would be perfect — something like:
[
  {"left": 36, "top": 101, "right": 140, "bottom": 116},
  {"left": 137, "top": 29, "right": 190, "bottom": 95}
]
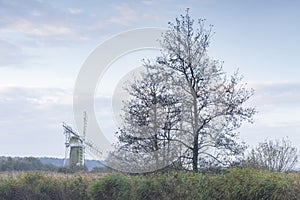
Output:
[{"left": 63, "top": 111, "right": 102, "bottom": 168}]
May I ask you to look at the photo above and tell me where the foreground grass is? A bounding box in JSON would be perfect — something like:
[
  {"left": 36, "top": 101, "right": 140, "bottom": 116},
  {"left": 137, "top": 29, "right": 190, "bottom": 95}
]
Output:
[{"left": 0, "top": 168, "right": 299, "bottom": 200}]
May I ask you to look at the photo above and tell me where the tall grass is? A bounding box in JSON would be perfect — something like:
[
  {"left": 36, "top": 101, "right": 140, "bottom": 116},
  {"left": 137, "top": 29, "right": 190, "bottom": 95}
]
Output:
[{"left": 0, "top": 168, "right": 299, "bottom": 200}]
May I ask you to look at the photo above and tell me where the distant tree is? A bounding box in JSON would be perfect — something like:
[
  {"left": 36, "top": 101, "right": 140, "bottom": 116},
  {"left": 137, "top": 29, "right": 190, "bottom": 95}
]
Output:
[
  {"left": 248, "top": 138, "right": 298, "bottom": 172},
  {"left": 91, "top": 166, "right": 114, "bottom": 173},
  {"left": 0, "top": 157, "right": 58, "bottom": 172}
]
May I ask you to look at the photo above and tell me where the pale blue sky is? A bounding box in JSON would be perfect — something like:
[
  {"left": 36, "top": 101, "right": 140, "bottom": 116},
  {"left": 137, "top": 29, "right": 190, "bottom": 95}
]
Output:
[{"left": 0, "top": 0, "right": 299, "bottom": 159}]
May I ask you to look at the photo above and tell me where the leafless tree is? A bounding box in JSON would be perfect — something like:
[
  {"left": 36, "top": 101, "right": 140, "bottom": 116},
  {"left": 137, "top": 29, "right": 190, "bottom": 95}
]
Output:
[
  {"left": 248, "top": 138, "right": 298, "bottom": 172},
  {"left": 113, "top": 9, "right": 256, "bottom": 172},
  {"left": 155, "top": 9, "right": 255, "bottom": 171},
  {"left": 111, "top": 64, "right": 182, "bottom": 172}
]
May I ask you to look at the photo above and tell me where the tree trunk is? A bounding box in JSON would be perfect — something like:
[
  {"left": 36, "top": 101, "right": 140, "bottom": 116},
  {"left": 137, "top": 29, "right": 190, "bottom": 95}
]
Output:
[
  {"left": 153, "top": 99, "right": 159, "bottom": 168},
  {"left": 192, "top": 91, "right": 199, "bottom": 171},
  {"left": 192, "top": 134, "right": 199, "bottom": 171}
]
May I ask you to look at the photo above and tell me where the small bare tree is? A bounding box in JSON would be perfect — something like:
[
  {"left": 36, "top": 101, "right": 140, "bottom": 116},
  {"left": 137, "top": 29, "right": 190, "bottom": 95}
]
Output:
[{"left": 248, "top": 138, "right": 298, "bottom": 172}]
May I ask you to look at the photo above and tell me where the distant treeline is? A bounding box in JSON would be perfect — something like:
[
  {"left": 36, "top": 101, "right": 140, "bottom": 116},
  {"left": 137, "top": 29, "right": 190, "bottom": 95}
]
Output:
[
  {"left": 0, "top": 157, "right": 57, "bottom": 172},
  {"left": 0, "top": 156, "right": 108, "bottom": 173}
]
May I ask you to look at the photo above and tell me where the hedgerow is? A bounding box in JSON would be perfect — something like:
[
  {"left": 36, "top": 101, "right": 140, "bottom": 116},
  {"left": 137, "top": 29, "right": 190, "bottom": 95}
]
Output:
[{"left": 0, "top": 168, "right": 299, "bottom": 200}]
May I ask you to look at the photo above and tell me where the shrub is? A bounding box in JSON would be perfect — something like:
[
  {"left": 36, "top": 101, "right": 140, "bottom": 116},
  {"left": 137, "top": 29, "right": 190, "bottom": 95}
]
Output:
[
  {"left": 132, "top": 176, "right": 162, "bottom": 200},
  {"left": 88, "top": 173, "right": 131, "bottom": 200},
  {"left": 64, "top": 175, "right": 90, "bottom": 200},
  {"left": 35, "top": 177, "right": 63, "bottom": 200},
  {"left": 217, "top": 168, "right": 299, "bottom": 200},
  {"left": 248, "top": 138, "right": 298, "bottom": 172}
]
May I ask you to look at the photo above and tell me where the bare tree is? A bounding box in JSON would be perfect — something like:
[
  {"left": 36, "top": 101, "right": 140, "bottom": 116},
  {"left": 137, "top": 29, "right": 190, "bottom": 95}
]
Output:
[
  {"left": 248, "top": 138, "right": 298, "bottom": 172},
  {"left": 113, "top": 9, "right": 255, "bottom": 172},
  {"left": 155, "top": 9, "right": 255, "bottom": 171},
  {"left": 111, "top": 64, "right": 182, "bottom": 171}
]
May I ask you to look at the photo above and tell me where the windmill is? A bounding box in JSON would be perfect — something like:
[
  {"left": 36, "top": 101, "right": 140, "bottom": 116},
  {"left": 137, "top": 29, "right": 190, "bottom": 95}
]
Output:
[{"left": 63, "top": 112, "right": 102, "bottom": 168}]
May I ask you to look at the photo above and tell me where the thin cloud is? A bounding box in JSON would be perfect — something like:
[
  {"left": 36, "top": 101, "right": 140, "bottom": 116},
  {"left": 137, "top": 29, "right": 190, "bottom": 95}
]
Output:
[
  {"left": 0, "top": 40, "right": 26, "bottom": 67},
  {"left": 141, "top": 0, "right": 156, "bottom": 6},
  {"left": 0, "top": 86, "right": 72, "bottom": 108},
  {"left": 0, "top": 86, "right": 73, "bottom": 157},
  {"left": 245, "top": 81, "right": 300, "bottom": 131},
  {"left": 0, "top": 0, "right": 64, "bottom": 28},
  {"left": 239, "top": 81, "right": 300, "bottom": 149},
  {"left": 251, "top": 81, "right": 300, "bottom": 107},
  {"left": 0, "top": 0, "right": 85, "bottom": 43},
  {"left": 108, "top": 4, "right": 139, "bottom": 26},
  {"left": 68, "top": 8, "right": 84, "bottom": 15},
  {"left": 11, "top": 19, "right": 77, "bottom": 37}
]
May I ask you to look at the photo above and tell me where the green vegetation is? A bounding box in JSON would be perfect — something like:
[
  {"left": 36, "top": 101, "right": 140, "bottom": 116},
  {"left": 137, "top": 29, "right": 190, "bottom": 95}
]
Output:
[
  {"left": 0, "top": 157, "right": 57, "bottom": 172},
  {"left": 88, "top": 174, "right": 131, "bottom": 200},
  {"left": 0, "top": 172, "right": 93, "bottom": 200},
  {"left": 0, "top": 168, "right": 299, "bottom": 200},
  {"left": 0, "top": 157, "right": 106, "bottom": 173}
]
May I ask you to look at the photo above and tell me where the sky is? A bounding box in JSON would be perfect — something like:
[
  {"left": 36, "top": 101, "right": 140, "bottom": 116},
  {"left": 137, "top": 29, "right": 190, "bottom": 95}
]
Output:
[{"left": 0, "top": 0, "right": 299, "bottom": 160}]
